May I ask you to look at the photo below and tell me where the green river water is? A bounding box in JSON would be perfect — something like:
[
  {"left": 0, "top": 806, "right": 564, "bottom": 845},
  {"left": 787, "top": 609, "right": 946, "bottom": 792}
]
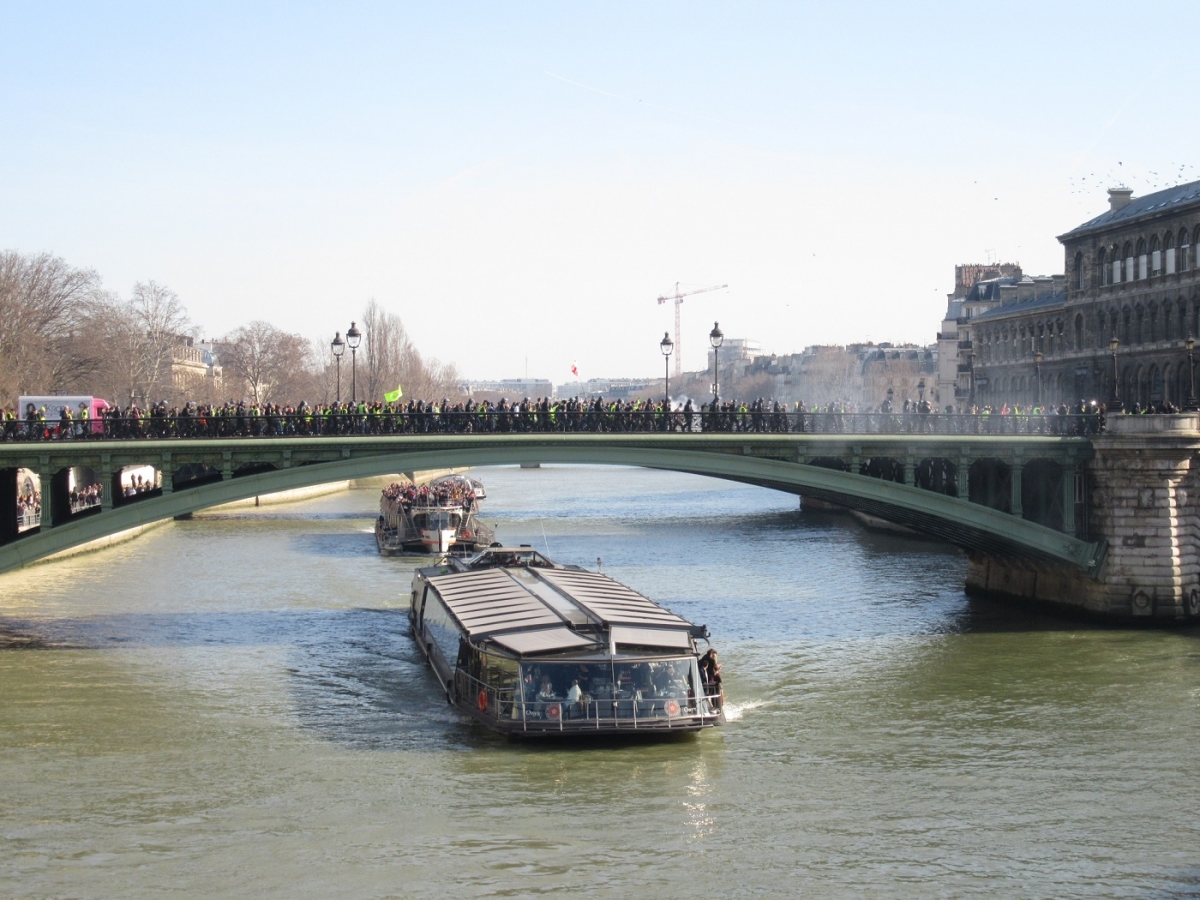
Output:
[{"left": 1, "top": 466, "right": 1198, "bottom": 898}]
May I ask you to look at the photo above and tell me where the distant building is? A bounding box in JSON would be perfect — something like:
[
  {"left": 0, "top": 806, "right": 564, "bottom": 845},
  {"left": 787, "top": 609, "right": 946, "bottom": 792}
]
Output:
[
  {"left": 171, "top": 337, "right": 222, "bottom": 395},
  {"left": 464, "top": 378, "right": 555, "bottom": 398},
  {"left": 968, "top": 276, "right": 1067, "bottom": 406},
  {"left": 553, "top": 378, "right": 657, "bottom": 399},
  {"left": 935, "top": 262, "right": 1023, "bottom": 407}
]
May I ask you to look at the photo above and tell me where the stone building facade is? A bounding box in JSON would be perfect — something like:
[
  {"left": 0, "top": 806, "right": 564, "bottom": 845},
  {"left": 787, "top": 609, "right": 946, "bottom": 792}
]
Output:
[
  {"left": 935, "top": 263, "right": 1022, "bottom": 408},
  {"left": 1055, "top": 182, "right": 1200, "bottom": 408},
  {"left": 964, "top": 275, "right": 1068, "bottom": 407},
  {"left": 938, "top": 181, "right": 1200, "bottom": 410}
]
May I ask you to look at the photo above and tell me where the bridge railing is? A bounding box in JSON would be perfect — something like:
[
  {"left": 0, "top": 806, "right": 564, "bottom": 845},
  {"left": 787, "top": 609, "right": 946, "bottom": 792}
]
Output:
[{"left": 0, "top": 410, "right": 1105, "bottom": 441}]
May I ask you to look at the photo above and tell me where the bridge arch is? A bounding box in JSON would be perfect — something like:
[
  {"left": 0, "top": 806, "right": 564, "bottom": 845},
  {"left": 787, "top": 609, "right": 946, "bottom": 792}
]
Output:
[{"left": 0, "top": 442, "right": 1105, "bottom": 578}]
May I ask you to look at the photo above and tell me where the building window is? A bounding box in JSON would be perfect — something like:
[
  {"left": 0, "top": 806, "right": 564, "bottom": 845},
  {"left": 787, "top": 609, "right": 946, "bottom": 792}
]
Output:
[
  {"left": 1137, "top": 238, "right": 1148, "bottom": 280},
  {"left": 1180, "top": 228, "right": 1191, "bottom": 272},
  {"left": 1166, "top": 232, "right": 1176, "bottom": 275},
  {"left": 1123, "top": 242, "right": 1134, "bottom": 283},
  {"left": 1075, "top": 252, "right": 1085, "bottom": 290},
  {"left": 1075, "top": 314, "right": 1084, "bottom": 349},
  {"left": 1098, "top": 248, "right": 1109, "bottom": 285},
  {"left": 1151, "top": 235, "right": 1162, "bottom": 277}
]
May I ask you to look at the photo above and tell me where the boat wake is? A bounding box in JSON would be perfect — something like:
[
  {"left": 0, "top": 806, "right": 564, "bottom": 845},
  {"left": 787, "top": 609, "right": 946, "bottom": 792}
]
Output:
[{"left": 722, "top": 699, "right": 768, "bottom": 722}]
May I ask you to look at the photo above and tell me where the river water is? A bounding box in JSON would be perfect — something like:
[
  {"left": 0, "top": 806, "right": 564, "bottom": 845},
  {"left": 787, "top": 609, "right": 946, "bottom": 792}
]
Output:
[{"left": 2, "top": 466, "right": 1198, "bottom": 898}]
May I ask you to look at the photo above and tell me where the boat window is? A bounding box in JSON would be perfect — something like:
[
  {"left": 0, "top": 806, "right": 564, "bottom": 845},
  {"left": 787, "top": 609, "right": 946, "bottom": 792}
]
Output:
[
  {"left": 482, "top": 653, "right": 518, "bottom": 691},
  {"left": 421, "top": 594, "right": 460, "bottom": 667},
  {"left": 515, "top": 657, "right": 702, "bottom": 721}
]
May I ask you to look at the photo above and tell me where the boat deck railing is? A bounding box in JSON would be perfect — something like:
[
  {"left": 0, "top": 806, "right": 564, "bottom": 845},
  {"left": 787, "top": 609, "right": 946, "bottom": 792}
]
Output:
[{"left": 456, "top": 670, "right": 722, "bottom": 733}]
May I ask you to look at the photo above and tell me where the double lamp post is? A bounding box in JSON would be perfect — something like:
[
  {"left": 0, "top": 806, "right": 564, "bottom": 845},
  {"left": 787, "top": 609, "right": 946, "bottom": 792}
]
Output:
[{"left": 330, "top": 321, "right": 362, "bottom": 403}]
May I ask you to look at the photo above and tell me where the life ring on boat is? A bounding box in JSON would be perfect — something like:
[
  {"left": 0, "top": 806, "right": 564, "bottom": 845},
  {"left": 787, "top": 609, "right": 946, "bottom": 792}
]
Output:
[
  {"left": 546, "top": 703, "right": 561, "bottom": 720},
  {"left": 477, "top": 689, "right": 489, "bottom": 712},
  {"left": 462, "top": 530, "right": 472, "bottom": 539},
  {"left": 665, "top": 700, "right": 680, "bottom": 716}
]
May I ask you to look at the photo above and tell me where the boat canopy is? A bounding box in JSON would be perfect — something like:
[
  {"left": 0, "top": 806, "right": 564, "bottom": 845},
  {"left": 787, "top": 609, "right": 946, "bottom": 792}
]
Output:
[
  {"left": 422, "top": 551, "right": 700, "bottom": 658},
  {"left": 536, "top": 569, "right": 692, "bottom": 629}
]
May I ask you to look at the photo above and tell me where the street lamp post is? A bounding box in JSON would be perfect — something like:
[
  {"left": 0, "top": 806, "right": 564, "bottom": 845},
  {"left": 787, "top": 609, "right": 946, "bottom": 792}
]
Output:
[
  {"left": 709, "top": 322, "right": 723, "bottom": 404},
  {"left": 1109, "top": 334, "right": 1122, "bottom": 411},
  {"left": 1034, "top": 351, "right": 1043, "bottom": 407},
  {"left": 966, "top": 347, "right": 975, "bottom": 408},
  {"left": 659, "top": 332, "right": 674, "bottom": 408},
  {"left": 918, "top": 377, "right": 926, "bottom": 404},
  {"left": 331, "top": 332, "right": 345, "bottom": 403},
  {"left": 1186, "top": 335, "right": 1198, "bottom": 411},
  {"left": 346, "top": 321, "right": 362, "bottom": 403}
]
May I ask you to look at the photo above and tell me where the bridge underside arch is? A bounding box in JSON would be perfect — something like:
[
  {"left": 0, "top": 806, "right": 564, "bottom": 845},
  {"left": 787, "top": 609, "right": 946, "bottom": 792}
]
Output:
[{"left": 0, "top": 444, "right": 1106, "bottom": 577}]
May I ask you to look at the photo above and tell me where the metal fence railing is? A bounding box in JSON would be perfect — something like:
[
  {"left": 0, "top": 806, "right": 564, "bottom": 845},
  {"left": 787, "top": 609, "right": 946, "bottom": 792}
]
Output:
[
  {"left": 0, "top": 410, "right": 1108, "bottom": 441},
  {"left": 455, "top": 669, "right": 721, "bottom": 732}
]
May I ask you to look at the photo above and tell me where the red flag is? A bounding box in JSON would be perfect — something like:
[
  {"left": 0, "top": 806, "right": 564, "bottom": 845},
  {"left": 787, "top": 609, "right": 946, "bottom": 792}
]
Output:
[{"left": 571, "top": 363, "right": 579, "bottom": 377}]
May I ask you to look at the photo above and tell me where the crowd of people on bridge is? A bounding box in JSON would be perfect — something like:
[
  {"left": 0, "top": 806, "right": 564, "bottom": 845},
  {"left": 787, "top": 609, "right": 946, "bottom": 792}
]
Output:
[{"left": 0, "top": 393, "right": 1137, "bottom": 442}]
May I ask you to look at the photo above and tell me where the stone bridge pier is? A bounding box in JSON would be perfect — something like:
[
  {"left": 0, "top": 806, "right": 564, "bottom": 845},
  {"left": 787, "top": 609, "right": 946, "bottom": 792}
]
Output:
[{"left": 968, "top": 414, "right": 1200, "bottom": 622}]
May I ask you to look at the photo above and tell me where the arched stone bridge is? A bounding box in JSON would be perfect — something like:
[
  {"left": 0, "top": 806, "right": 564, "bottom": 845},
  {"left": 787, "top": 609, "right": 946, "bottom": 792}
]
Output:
[{"left": 0, "top": 432, "right": 1103, "bottom": 579}]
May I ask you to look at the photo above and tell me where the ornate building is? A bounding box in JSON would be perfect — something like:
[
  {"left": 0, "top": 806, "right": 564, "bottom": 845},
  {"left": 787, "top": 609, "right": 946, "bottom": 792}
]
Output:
[
  {"left": 965, "top": 181, "right": 1200, "bottom": 408},
  {"left": 1056, "top": 182, "right": 1200, "bottom": 407}
]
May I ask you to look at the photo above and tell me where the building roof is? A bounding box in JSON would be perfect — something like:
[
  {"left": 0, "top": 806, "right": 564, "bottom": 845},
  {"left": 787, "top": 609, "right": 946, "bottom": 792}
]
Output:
[
  {"left": 1060, "top": 180, "right": 1200, "bottom": 240},
  {"left": 963, "top": 277, "right": 1019, "bottom": 304},
  {"left": 973, "top": 288, "right": 1066, "bottom": 322}
]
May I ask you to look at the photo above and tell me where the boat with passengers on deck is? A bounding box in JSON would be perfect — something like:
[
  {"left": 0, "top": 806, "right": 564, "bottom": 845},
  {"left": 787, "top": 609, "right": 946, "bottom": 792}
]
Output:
[{"left": 410, "top": 546, "right": 724, "bottom": 737}]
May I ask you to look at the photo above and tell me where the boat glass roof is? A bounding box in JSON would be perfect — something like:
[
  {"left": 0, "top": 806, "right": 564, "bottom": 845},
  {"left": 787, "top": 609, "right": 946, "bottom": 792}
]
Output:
[{"left": 424, "top": 558, "right": 697, "bottom": 655}]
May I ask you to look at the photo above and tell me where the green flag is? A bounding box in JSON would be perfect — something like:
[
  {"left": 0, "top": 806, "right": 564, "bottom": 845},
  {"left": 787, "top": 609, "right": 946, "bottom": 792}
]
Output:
[{"left": 384, "top": 384, "right": 404, "bottom": 403}]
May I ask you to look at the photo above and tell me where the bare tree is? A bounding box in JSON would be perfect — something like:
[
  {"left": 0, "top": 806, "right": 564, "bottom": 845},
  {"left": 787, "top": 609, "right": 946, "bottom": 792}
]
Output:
[
  {"left": 360, "top": 299, "right": 462, "bottom": 402},
  {"left": 220, "top": 321, "right": 318, "bottom": 404},
  {"left": 75, "top": 281, "right": 193, "bottom": 405},
  {"left": 0, "top": 251, "right": 103, "bottom": 401}
]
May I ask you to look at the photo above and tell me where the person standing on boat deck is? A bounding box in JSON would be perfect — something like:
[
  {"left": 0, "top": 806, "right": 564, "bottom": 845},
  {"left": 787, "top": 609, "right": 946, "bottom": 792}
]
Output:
[
  {"left": 566, "top": 679, "right": 583, "bottom": 718},
  {"left": 700, "top": 649, "right": 723, "bottom": 707}
]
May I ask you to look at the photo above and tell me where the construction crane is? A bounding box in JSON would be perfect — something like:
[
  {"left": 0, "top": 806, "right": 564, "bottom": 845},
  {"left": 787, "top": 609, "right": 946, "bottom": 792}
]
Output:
[{"left": 656, "top": 282, "right": 728, "bottom": 377}]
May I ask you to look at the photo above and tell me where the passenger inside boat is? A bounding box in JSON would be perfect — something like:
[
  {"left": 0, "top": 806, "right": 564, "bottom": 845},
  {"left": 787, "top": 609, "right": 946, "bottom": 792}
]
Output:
[{"left": 509, "top": 659, "right": 703, "bottom": 721}]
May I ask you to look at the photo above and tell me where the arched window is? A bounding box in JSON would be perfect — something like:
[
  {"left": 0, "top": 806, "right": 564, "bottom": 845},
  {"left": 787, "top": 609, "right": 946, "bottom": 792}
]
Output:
[
  {"left": 1135, "top": 305, "right": 1145, "bottom": 344},
  {"left": 1179, "top": 298, "right": 1188, "bottom": 339},
  {"left": 1075, "top": 251, "right": 1085, "bottom": 290},
  {"left": 1165, "top": 301, "right": 1174, "bottom": 340},
  {"left": 1123, "top": 241, "right": 1134, "bottom": 283},
  {"left": 1150, "top": 235, "right": 1162, "bottom": 276},
  {"left": 1123, "top": 307, "right": 1133, "bottom": 345},
  {"left": 1165, "top": 231, "right": 1176, "bottom": 275},
  {"left": 1182, "top": 228, "right": 1193, "bottom": 272},
  {"left": 1074, "top": 313, "right": 1084, "bottom": 349},
  {"left": 1098, "top": 247, "right": 1109, "bottom": 285},
  {"left": 1148, "top": 302, "right": 1158, "bottom": 343},
  {"left": 1136, "top": 238, "right": 1148, "bottom": 280}
]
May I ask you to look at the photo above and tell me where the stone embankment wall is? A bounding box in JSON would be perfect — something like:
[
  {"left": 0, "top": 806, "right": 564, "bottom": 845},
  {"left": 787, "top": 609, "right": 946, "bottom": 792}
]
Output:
[{"left": 967, "top": 414, "right": 1200, "bottom": 622}]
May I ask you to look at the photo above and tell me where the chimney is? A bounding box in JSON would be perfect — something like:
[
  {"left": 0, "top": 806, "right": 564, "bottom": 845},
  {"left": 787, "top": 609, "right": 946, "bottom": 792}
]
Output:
[{"left": 1108, "top": 187, "right": 1134, "bottom": 211}]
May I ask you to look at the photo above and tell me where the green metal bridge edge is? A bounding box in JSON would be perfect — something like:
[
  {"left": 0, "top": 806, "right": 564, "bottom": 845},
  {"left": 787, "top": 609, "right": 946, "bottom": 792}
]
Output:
[{"left": 0, "top": 445, "right": 1107, "bottom": 578}]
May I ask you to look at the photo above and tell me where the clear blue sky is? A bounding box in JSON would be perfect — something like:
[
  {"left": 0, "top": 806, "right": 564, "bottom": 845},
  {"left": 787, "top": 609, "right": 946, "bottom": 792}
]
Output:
[{"left": 2, "top": 1, "right": 1196, "bottom": 381}]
